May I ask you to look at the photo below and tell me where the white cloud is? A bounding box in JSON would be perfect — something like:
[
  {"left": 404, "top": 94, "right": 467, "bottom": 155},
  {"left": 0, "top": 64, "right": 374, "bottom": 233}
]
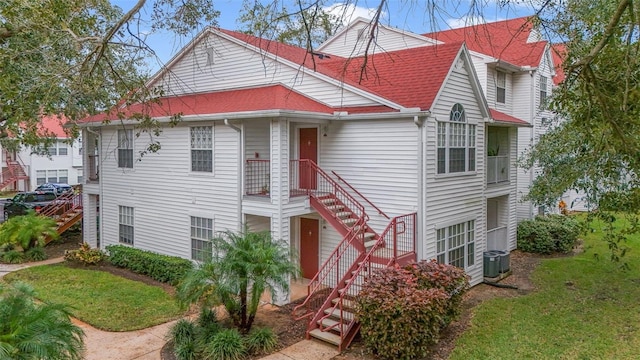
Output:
[
  {"left": 446, "top": 16, "right": 488, "bottom": 29},
  {"left": 323, "top": 3, "right": 382, "bottom": 26}
]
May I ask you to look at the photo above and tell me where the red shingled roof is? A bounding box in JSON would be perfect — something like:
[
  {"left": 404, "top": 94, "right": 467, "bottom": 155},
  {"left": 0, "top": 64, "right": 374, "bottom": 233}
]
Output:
[
  {"left": 489, "top": 108, "right": 530, "bottom": 126},
  {"left": 425, "top": 17, "right": 546, "bottom": 68},
  {"left": 322, "top": 43, "right": 463, "bottom": 110},
  {"left": 551, "top": 43, "right": 566, "bottom": 85},
  {"left": 80, "top": 85, "right": 398, "bottom": 123},
  {"left": 82, "top": 28, "right": 465, "bottom": 123},
  {"left": 38, "top": 115, "right": 68, "bottom": 138},
  {"left": 220, "top": 29, "right": 462, "bottom": 110}
]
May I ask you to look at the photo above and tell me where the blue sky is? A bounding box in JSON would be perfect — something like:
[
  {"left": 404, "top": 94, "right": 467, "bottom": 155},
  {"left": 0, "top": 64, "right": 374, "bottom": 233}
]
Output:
[{"left": 111, "top": 0, "right": 535, "bottom": 70}]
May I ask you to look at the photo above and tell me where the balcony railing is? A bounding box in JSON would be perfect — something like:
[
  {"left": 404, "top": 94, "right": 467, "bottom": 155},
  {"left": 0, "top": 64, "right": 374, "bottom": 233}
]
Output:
[
  {"left": 88, "top": 155, "right": 99, "bottom": 182},
  {"left": 487, "top": 225, "right": 508, "bottom": 251},
  {"left": 487, "top": 155, "right": 509, "bottom": 184},
  {"left": 245, "top": 160, "right": 270, "bottom": 196}
]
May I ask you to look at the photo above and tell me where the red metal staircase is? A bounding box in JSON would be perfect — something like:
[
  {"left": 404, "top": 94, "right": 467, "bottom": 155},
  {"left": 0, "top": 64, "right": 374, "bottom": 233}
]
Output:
[
  {"left": 0, "top": 158, "right": 29, "bottom": 191},
  {"left": 292, "top": 160, "right": 417, "bottom": 351},
  {"left": 37, "top": 191, "right": 83, "bottom": 245}
]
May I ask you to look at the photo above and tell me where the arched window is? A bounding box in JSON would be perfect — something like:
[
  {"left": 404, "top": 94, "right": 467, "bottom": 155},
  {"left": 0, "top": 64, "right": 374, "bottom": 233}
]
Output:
[{"left": 437, "top": 104, "right": 476, "bottom": 174}]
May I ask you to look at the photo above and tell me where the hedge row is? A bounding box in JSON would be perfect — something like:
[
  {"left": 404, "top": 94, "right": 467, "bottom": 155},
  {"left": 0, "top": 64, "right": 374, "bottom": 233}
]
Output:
[
  {"left": 106, "top": 245, "right": 193, "bottom": 285},
  {"left": 517, "top": 214, "right": 583, "bottom": 254}
]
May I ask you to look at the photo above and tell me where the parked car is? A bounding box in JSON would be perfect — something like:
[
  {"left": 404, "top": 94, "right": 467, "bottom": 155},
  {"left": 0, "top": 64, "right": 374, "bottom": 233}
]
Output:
[
  {"left": 3, "top": 191, "right": 58, "bottom": 219},
  {"left": 35, "top": 183, "right": 73, "bottom": 195}
]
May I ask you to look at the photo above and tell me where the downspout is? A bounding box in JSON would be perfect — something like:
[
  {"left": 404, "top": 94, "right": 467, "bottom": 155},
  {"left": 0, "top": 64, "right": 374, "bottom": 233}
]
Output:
[
  {"left": 414, "top": 113, "right": 427, "bottom": 261},
  {"left": 528, "top": 71, "right": 535, "bottom": 218},
  {"left": 224, "top": 119, "right": 243, "bottom": 231}
]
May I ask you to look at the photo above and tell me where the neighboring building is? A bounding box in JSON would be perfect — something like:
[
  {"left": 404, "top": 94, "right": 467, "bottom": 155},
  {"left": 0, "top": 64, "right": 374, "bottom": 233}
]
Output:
[
  {"left": 0, "top": 115, "right": 83, "bottom": 191},
  {"left": 79, "top": 24, "right": 526, "bottom": 349}
]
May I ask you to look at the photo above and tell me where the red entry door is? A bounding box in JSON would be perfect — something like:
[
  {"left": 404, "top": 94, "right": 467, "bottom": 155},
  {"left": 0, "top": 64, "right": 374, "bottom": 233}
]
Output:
[
  {"left": 299, "top": 128, "right": 318, "bottom": 189},
  {"left": 300, "top": 218, "right": 320, "bottom": 279}
]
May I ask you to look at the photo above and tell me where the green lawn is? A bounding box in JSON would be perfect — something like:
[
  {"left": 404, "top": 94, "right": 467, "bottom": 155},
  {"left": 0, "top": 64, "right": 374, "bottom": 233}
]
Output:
[
  {"left": 3, "top": 264, "right": 184, "bottom": 331},
  {"left": 450, "top": 217, "right": 640, "bottom": 359}
]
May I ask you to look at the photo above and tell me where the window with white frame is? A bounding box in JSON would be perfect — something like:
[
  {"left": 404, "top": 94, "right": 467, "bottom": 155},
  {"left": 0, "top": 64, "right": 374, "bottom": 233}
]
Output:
[
  {"left": 437, "top": 104, "right": 476, "bottom": 174},
  {"left": 118, "top": 206, "right": 134, "bottom": 245},
  {"left": 47, "top": 170, "right": 57, "bottom": 183},
  {"left": 42, "top": 169, "right": 69, "bottom": 184},
  {"left": 496, "top": 70, "right": 506, "bottom": 104},
  {"left": 77, "top": 169, "right": 84, "bottom": 184},
  {"left": 539, "top": 75, "right": 548, "bottom": 107},
  {"left": 436, "top": 220, "right": 476, "bottom": 269},
  {"left": 191, "top": 126, "right": 213, "bottom": 172},
  {"left": 58, "top": 169, "right": 68, "bottom": 183},
  {"left": 36, "top": 170, "right": 46, "bottom": 185},
  {"left": 190, "top": 216, "right": 213, "bottom": 261},
  {"left": 47, "top": 141, "right": 68, "bottom": 156},
  {"left": 117, "top": 129, "right": 134, "bottom": 168}
]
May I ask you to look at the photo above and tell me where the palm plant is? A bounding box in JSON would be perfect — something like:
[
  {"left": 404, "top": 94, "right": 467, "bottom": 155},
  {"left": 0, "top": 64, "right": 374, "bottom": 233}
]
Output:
[
  {"left": 0, "top": 282, "right": 84, "bottom": 360},
  {"left": 0, "top": 211, "right": 59, "bottom": 251},
  {"left": 178, "top": 228, "right": 299, "bottom": 333}
]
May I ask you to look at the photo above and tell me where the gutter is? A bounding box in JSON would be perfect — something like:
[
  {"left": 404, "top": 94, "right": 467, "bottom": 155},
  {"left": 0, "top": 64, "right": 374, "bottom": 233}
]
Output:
[
  {"left": 76, "top": 109, "right": 431, "bottom": 128},
  {"left": 224, "top": 119, "right": 243, "bottom": 232}
]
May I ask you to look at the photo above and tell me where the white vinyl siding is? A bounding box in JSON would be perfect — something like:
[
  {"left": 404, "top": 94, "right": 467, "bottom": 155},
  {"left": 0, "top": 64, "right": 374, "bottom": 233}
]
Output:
[
  {"left": 191, "top": 126, "right": 213, "bottom": 172},
  {"left": 318, "top": 118, "right": 418, "bottom": 265},
  {"left": 151, "top": 31, "right": 378, "bottom": 108},
  {"left": 117, "top": 129, "right": 134, "bottom": 168},
  {"left": 190, "top": 216, "right": 213, "bottom": 261},
  {"left": 99, "top": 122, "right": 240, "bottom": 258},
  {"left": 118, "top": 206, "right": 134, "bottom": 245},
  {"left": 425, "top": 57, "right": 485, "bottom": 286},
  {"left": 317, "top": 20, "right": 437, "bottom": 57}
]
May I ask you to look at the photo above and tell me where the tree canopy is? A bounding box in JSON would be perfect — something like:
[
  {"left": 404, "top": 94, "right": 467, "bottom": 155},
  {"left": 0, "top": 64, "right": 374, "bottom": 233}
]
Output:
[{"left": 0, "top": 0, "right": 218, "bottom": 148}]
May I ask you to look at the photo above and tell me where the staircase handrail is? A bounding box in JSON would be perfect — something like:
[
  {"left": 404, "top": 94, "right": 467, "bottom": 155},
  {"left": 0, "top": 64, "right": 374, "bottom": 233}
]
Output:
[
  {"left": 319, "top": 212, "right": 417, "bottom": 344},
  {"left": 331, "top": 170, "right": 390, "bottom": 220},
  {"left": 292, "top": 216, "right": 366, "bottom": 321},
  {"left": 38, "top": 192, "right": 82, "bottom": 217},
  {"left": 298, "top": 159, "right": 367, "bottom": 222}
]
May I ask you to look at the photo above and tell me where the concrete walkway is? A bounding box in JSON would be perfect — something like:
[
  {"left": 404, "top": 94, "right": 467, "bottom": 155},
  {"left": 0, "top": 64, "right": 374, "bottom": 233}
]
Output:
[{"left": 0, "top": 257, "right": 339, "bottom": 360}]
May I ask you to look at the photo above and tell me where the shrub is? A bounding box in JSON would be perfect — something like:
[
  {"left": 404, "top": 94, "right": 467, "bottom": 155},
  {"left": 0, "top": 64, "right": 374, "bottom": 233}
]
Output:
[
  {"left": 174, "top": 340, "right": 197, "bottom": 360},
  {"left": 2, "top": 250, "right": 24, "bottom": 264},
  {"left": 518, "top": 215, "right": 583, "bottom": 254},
  {"left": 405, "top": 260, "right": 470, "bottom": 324},
  {"left": 245, "top": 327, "right": 278, "bottom": 355},
  {"left": 64, "top": 243, "right": 106, "bottom": 265},
  {"left": 106, "top": 245, "right": 193, "bottom": 285},
  {"left": 168, "top": 319, "right": 197, "bottom": 348},
  {"left": 24, "top": 246, "right": 48, "bottom": 262},
  {"left": 356, "top": 260, "right": 469, "bottom": 360},
  {"left": 0, "top": 212, "right": 58, "bottom": 250},
  {"left": 203, "top": 328, "right": 246, "bottom": 360}
]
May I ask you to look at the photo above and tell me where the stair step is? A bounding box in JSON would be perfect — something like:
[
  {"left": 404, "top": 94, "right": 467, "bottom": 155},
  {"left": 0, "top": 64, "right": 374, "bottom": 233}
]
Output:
[
  {"left": 319, "top": 198, "right": 336, "bottom": 204},
  {"left": 342, "top": 218, "right": 357, "bottom": 226},
  {"left": 309, "top": 329, "right": 342, "bottom": 346},
  {"left": 335, "top": 211, "right": 352, "bottom": 218},
  {"left": 332, "top": 298, "right": 357, "bottom": 310},
  {"left": 324, "top": 307, "right": 355, "bottom": 321},
  {"left": 364, "top": 232, "right": 376, "bottom": 239},
  {"left": 318, "top": 318, "right": 347, "bottom": 334},
  {"left": 364, "top": 240, "right": 377, "bottom": 248},
  {"left": 327, "top": 205, "right": 344, "bottom": 211}
]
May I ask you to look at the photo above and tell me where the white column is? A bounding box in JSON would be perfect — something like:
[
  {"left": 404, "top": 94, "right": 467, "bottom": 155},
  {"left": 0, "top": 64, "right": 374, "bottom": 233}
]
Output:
[{"left": 82, "top": 193, "right": 98, "bottom": 248}]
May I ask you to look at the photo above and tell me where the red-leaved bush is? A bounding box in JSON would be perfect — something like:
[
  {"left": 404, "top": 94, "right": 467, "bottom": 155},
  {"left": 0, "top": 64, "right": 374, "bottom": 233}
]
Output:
[{"left": 356, "top": 260, "right": 469, "bottom": 360}]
